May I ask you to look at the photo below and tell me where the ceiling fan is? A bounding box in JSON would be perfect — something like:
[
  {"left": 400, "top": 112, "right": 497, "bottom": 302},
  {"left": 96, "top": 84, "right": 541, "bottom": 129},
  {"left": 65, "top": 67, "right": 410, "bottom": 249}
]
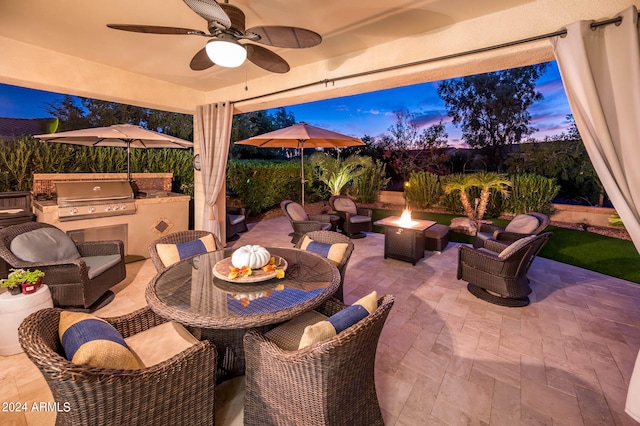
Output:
[{"left": 107, "top": 0, "right": 322, "bottom": 73}]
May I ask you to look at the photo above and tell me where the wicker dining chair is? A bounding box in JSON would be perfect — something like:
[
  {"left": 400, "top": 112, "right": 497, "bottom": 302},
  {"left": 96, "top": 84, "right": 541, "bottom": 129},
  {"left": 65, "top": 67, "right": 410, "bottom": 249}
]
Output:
[
  {"left": 18, "top": 306, "right": 217, "bottom": 426},
  {"left": 459, "top": 232, "right": 553, "bottom": 307},
  {"left": 243, "top": 294, "right": 394, "bottom": 426},
  {"left": 294, "top": 230, "right": 354, "bottom": 301},
  {"left": 149, "top": 230, "right": 223, "bottom": 273}
]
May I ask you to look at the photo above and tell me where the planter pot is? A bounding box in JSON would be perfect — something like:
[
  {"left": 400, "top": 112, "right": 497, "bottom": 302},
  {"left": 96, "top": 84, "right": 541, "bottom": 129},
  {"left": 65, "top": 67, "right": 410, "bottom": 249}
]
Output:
[
  {"left": 8, "top": 286, "right": 22, "bottom": 295},
  {"left": 20, "top": 277, "right": 42, "bottom": 295}
]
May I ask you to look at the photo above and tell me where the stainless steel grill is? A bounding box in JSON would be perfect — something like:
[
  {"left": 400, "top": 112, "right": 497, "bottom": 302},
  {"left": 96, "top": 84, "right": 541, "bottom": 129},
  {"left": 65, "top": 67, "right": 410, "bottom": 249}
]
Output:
[{"left": 55, "top": 180, "right": 136, "bottom": 221}]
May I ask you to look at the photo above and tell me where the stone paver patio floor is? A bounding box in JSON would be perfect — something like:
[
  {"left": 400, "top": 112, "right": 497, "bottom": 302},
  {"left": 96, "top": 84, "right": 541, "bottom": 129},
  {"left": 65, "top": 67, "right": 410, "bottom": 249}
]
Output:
[{"left": 2, "top": 216, "right": 639, "bottom": 425}]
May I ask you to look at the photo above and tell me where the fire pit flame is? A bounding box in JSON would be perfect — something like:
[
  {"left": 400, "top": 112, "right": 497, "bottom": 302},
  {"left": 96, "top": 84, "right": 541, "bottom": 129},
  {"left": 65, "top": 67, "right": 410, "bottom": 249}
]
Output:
[{"left": 395, "top": 208, "right": 417, "bottom": 227}]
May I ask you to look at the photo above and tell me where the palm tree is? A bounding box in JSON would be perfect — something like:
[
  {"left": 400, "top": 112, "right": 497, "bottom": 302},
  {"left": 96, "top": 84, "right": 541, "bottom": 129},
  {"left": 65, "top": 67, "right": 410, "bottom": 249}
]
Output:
[
  {"left": 443, "top": 174, "right": 475, "bottom": 219},
  {"left": 469, "top": 172, "right": 511, "bottom": 220}
]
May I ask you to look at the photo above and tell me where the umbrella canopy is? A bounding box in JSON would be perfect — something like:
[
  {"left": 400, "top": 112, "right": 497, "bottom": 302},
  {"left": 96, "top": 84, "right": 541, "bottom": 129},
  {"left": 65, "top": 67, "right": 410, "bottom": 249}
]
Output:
[
  {"left": 235, "top": 122, "right": 364, "bottom": 205},
  {"left": 36, "top": 124, "right": 193, "bottom": 181}
]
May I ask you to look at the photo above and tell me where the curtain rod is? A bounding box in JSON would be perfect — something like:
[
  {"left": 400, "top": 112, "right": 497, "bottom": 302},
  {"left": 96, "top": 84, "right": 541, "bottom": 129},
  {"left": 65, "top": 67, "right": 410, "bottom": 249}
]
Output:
[{"left": 233, "top": 12, "right": 631, "bottom": 105}]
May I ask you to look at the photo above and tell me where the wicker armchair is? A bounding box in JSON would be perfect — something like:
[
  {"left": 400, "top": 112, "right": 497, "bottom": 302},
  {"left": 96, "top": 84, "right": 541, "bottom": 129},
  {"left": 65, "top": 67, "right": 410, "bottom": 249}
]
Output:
[
  {"left": 281, "top": 200, "right": 332, "bottom": 244},
  {"left": 244, "top": 295, "right": 394, "bottom": 426},
  {"left": 18, "top": 307, "right": 217, "bottom": 426},
  {"left": 458, "top": 232, "right": 553, "bottom": 307},
  {"left": 329, "top": 195, "right": 372, "bottom": 239},
  {"left": 0, "top": 222, "right": 125, "bottom": 311},
  {"left": 294, "top": 230, "right": 354, "bottom": 301},
  {"left": 149, "top": 230, "right": 223, "bottom": 273},
  {"left": 226, "top": 206, "right": 248, "bottom": 241},
  {"left": 473, "top": 212, "right": 550, "bottom": 248}
]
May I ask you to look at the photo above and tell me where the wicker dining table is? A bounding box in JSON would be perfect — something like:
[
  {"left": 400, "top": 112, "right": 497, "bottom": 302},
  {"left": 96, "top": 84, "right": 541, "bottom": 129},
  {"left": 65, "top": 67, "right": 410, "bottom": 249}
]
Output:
[{"left": 146, "top": 246, "right": 340, "bottom": 381}]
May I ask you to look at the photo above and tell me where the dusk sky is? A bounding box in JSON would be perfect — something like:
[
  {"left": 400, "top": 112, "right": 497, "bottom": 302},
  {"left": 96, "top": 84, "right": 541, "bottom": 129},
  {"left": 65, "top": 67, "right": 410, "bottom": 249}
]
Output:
[{"left": 0, "top": 60, "right": 572, "bottom": 147}]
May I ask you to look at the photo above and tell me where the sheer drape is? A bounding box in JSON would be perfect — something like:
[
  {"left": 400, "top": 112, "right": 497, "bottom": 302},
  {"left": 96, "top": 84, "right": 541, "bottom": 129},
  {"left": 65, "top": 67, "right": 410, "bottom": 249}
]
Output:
[
  {"left": 194, "top": 102, "right": 233, "bottom": 239},
  {"left": 551, "top": 6, "right": 640, "bottom": 252}
]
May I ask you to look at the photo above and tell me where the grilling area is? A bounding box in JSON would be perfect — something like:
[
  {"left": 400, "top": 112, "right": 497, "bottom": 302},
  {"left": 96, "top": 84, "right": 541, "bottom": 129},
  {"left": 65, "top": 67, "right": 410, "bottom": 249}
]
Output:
[{"left": 31, "top": 173, "right": 190, "bottom": 261}]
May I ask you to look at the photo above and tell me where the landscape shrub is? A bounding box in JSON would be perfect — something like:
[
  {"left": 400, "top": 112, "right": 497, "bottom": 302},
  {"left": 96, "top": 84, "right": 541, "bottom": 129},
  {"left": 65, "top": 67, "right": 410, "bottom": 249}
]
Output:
[
  {"left": 352, "top": 160, "right": 390, "bottom": 203},
  {"left": 404, "top": 171, "right": 441, "bottom": 209},
  {"left": 506, "top": 173, "right": 559, "bottom": 214}
]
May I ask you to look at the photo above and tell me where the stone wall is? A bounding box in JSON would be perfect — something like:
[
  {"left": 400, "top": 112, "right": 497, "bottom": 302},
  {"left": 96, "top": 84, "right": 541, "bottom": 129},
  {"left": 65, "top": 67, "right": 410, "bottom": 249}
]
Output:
[{"left": 33, "top": 173, "right": 173, "bottom": 198}]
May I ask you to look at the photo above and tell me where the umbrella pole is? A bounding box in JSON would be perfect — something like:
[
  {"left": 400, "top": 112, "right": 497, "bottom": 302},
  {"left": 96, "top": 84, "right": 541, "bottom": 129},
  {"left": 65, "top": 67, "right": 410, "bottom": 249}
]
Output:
[
  {"left": 300, "top": 140, "right": 305, "bottom": 206},
  {"left": 127, "top": 142, "right": 131, "bottom": 182}
]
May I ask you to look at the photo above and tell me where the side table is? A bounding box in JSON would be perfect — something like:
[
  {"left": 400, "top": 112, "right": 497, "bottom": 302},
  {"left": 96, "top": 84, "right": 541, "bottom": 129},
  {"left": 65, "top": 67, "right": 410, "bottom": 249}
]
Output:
[{"left": 0, "top": 285, "right": 53, "bottom": 355}]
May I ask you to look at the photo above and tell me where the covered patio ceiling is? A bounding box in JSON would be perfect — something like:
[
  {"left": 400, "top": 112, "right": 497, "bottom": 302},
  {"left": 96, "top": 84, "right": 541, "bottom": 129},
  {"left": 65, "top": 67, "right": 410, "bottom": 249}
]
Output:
[{"left": 1, "top": 0, "right": 638, "bottom": 116}]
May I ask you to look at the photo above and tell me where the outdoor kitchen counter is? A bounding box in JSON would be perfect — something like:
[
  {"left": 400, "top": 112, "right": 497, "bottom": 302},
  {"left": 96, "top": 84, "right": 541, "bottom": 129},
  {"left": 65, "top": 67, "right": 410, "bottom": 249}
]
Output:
[{"left": 32, "top": 192, "right": 190, "bottom": 260}]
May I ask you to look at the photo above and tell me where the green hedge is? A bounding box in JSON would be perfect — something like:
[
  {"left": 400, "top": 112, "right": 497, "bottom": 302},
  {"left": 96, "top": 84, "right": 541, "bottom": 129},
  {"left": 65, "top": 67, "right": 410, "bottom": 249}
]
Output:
[{"left": 226, "top": 160, "right": 308, "bottom": 213}]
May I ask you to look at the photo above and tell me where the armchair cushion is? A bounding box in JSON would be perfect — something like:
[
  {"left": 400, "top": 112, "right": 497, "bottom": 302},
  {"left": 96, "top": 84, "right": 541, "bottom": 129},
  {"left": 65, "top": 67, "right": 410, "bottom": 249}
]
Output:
[
  {"left": 59, "top": 311, "right": 141, "bottom": 370},
  {"left": 286, "top": 202, "right": 309, "bottom": 221},
  {"left": 300, "top": 235, "right": 348, "bottom": 266},
  {"left": 332, "top": 197, "right": 357, "bottom": 215},
  {"left": 125, "top": 321, "right": 200, "bottom": 367},
  {"left": 498, "top": 235, "right": 537, "bottom": 259},
  {"left": 81, "top": 254, "right": 123, "bottom": 279},
  {"left": 350, "top": 214, "right": 373, "bottom": 224},
  {"left": 504, "top": 214, "right": 540, "bottom": 234},
  {"left": 11, "top": 228, "right": 81, "bottom": 262},
  {"left": 227, "top": 213, "right": 245, "bottom": 226},
  {"left": 156, "top": 234, "right": 217, "bottom": 267}
]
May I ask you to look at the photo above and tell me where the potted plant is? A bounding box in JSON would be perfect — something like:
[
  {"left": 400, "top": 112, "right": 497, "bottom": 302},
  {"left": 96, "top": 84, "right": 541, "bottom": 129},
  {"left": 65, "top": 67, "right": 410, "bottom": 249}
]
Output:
[{"left": 0, "top": 268, "right": 45, "bottom": 295}]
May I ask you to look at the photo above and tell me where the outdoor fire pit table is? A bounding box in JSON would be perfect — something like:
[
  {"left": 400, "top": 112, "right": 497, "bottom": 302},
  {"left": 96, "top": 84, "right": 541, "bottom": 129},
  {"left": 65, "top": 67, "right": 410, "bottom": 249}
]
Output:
[
  {"left": 146, "top": 247, "right": 340, "bottom": 382},
  {"left": 374, "top": 216, "right": 437, "bottom": 265}
]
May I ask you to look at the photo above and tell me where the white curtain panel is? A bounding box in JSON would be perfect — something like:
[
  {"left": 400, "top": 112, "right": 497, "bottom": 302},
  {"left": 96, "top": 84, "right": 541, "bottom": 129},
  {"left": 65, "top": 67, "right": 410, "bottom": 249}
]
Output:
[
  {"left": 551, "top": 6, "right": 640, "bottom": 253},
  {"left": 195, "top": 102, "right": 233, "bottom": 238}
]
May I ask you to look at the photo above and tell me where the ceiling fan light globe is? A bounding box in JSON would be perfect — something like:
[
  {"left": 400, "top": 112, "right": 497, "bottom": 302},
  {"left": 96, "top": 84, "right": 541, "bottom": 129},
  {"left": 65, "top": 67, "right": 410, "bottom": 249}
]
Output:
[{"left": 205, "top": 38, "right": 247, "bottom": 68}]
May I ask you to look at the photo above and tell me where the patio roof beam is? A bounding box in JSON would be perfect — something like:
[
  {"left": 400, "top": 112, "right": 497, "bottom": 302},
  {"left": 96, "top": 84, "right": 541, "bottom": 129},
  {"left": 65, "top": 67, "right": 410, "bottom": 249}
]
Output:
[{"left": 234, "top": 12, "right": 634, "bottom": 106}]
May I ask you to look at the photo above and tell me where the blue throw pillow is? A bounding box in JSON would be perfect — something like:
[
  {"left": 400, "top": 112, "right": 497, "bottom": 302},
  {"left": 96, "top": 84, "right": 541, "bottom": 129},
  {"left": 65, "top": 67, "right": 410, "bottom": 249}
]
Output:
[
  {"left": 300, "top": 236, "right": 348, "bottom": 266},
  {"left": 297, "top": 291, "right": 378, "bottom": 349},
  {"left": 156, "top": 234, "right": 217, "bottom": 267},
  {"left": 59, "top": 312, "right": 141, "bottom": 370}
]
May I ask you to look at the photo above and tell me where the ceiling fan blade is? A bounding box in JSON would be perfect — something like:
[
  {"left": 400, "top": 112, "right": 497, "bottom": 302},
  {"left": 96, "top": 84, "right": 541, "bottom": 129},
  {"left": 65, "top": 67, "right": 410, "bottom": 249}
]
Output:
[
  {"left": 246, "top": 26, "right": 322, "bottom": 48},
  {"left": 107, "top": 24, "right": 207, "bottom": 36},
  {"left": 183, "top": 0, "right": 231, "bottom": 29},
  {"left": 190, "top": 47, "right": 215, "bottom": 70},
  {"left": 246, "top": 44, "right": 290, "bottom": 74}
]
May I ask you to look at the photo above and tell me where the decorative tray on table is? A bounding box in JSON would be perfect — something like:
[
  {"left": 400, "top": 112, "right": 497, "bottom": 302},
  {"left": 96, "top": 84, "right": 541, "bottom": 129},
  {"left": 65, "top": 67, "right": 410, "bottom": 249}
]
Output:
[{"left": 212, "top": 255, "right": 287, "bottom": 283}]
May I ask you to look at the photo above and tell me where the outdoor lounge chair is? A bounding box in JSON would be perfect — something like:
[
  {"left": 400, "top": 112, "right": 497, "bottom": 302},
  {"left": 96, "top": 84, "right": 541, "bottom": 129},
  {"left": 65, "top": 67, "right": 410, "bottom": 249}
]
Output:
[
  {"left": 458, "top": 232, "right": 553, "bottom": 307},
  {"left": 149, "top": 230, "right": 223, "bottom": 273},
  {"left": 226, "top": 206, "right": 248, "bottom": 241},
  {"left": 281, "top": 199, "right": 332, "bottom": 244},
  {"left": 329, "top": 195, "right": 373, "bottom": 238},
  {"left": 0, "top": 222, "right": 125, "bottom": 311},
  {"left": 19, "top": 306, "right": 217, "bottom": 426},
  {"left": 473, "top": 212, "right": 550, "bottom": 248},
  {"left": 295, "top": 230, "right": 354, "bottom": 301},
  {"left": 243, "top": 294, "right": 394, "bottom": 426}
]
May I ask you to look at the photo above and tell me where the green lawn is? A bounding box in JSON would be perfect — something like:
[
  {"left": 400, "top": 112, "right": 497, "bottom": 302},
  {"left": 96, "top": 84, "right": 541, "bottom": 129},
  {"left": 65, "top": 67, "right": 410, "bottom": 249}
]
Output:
[{"left": 371, "top": 209, "right": 640, "bottom": 284}]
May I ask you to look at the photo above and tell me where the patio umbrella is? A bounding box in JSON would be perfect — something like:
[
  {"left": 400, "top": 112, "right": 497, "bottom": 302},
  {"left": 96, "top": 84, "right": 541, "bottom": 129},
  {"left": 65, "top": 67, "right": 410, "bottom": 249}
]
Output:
[
  {"left": 235, "top": 122, "right": 364, "bottom": 205},
  {"left": 35, "top": 124, "right": 193, "bottom": 181}
]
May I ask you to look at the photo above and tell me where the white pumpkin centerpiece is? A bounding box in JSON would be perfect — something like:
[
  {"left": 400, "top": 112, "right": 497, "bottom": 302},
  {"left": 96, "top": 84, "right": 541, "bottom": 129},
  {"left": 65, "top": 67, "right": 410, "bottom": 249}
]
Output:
[{"left": 231, "top": 245, "right": 271, "bottom": 269}]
